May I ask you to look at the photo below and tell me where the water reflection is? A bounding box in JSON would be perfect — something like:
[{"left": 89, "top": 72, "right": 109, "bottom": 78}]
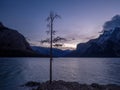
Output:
[
  {"left": 0, "top": 58, "right": 26, "bottom": 90},
  {"left": 102, "top": 58, "right": 120, "bottom": 84},
  {"left": 0, "top": 58, "right": 120, "bottom": 90}
]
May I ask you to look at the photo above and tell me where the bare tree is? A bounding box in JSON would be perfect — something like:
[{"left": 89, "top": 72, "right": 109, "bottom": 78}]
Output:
[{"left": 41, "top": 11, "right": 66, "bottom": 84}]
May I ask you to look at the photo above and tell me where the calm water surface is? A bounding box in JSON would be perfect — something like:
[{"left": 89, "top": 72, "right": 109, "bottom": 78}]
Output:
[{"left": 0, "top": 58, "right": 120, "bottom": 90}]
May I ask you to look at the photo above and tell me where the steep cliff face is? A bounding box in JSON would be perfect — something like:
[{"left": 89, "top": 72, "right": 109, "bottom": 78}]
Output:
[
  {"left": 69, "top": 27, "right": 120, "bottom": 57},
  {"left": 0, "top": 23, "right": 31, "bottom": 50},
  {"left": 0, "top": 23, "right": 40, "bottom": 57}
]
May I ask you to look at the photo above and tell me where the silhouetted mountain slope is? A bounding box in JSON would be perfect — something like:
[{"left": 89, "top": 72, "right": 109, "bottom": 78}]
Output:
[
  {"left": 68, "top": 27, "right": 120, "bottom": 57},
  {"left": 32, "top": 46, "right": 71, "bottom": 57},
  {"left": 0, "top": 23, "right": 43, "bottom": 57}
]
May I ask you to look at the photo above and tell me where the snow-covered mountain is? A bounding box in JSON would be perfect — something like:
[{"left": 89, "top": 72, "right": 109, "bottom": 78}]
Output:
[
  {"left": 67, "top": 15, "right": 120, "bottom": 57},
  {"left": 68, "top": 27, "right": 120, "bottom": 57}
]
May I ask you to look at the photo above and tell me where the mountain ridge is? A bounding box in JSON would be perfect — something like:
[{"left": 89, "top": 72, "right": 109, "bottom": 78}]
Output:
[
  {"left": 31, "top": 46, "right": 71, "bottom": 57},
  {"left": 0, "top": 23, "right": 44, "bottom": 57},
  {"left": 67, "top": 27, "right": 120, "bottom": 57}
]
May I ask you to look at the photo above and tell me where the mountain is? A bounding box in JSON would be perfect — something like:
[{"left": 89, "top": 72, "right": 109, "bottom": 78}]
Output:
[
  {"left": 67, "top": 27, "right": 120, "bottom": 57},
  {"left": 0, "top": 23, "right": 43, "bottom": 57},
  {"left": 32, "top": 46, "right": 71, "bottom": 57}
]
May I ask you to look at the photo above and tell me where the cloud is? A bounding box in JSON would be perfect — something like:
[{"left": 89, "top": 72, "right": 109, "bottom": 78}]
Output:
[{"left": 103, "top": 15, "right": 120, "bottom": 31}]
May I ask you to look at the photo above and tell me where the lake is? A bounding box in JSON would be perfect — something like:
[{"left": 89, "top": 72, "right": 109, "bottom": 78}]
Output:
[{"left": 0, "top": 58, "right": 120, "bottom": 90}]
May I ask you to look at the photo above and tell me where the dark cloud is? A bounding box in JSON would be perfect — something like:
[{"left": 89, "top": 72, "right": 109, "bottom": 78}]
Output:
[{"left": 103, "top": 15, "right": 120, "bottom": 31}]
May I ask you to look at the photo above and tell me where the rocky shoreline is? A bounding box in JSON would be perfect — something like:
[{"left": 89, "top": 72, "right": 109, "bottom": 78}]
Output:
[{"left": 22, "top": 80, "right": 120, "bottom": 90}]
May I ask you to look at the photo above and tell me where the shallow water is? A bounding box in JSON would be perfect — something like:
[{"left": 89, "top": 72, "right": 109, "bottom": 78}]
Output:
[{"left": 0, "top": 58, "right": 120, "bottom": 90}]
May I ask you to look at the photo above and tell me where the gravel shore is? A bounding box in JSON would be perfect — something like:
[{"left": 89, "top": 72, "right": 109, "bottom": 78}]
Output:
[{"left": 22, "top": 80, "right": 120, "bottom": 90}]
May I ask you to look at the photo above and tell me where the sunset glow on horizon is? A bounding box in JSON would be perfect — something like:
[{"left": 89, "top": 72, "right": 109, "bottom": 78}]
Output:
[{"left": 1, "top": 0, "right": 120, "bottom": 49}]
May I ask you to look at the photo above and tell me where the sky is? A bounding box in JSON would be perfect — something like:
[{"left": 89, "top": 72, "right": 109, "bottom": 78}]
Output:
[{"left": 0, "top": 0, "right": 120, "bottom": 49}]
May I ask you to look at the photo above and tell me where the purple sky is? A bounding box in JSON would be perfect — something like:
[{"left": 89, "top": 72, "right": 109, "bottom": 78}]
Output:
[{"left": 0, "top": 0, "right": 120, "bottom": 48}]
